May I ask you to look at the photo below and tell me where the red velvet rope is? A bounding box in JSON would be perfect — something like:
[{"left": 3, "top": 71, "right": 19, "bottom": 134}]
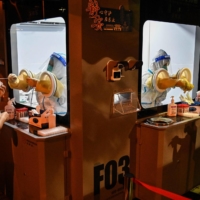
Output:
[{"left": 132, "top": 178, "right": 192, "bottom": 200}]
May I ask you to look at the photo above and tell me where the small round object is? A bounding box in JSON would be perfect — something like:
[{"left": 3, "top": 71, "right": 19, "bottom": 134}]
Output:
[
  {"left": 33, "top": 118, "right": 39, "bottom": 123},
  {"left": 152, "top": 68, "right": 170, "bottom": 93},
  {"left": 189, "top": 107, "right": 197, "bottom": 112},
  {"left": 39, "top": 71, "right": 56, "bottom": 98},
  {"left": 147, "top": 117, "right": 174, "bottom": 126},
  {"left": 176, "top": 67, "right": 191, "bottom": 82},
  {"left": 19, "top": 69, "right": 35, "bottom": 92}
]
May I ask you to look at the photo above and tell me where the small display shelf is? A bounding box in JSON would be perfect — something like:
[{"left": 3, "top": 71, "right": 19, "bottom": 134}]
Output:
[{"left": 113, "top": 90, "right": 141, "bottom": 115}]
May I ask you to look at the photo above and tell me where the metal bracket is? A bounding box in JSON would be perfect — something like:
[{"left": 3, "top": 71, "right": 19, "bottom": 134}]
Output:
[
  {"left": 106, "top": 59, "right": 143, "bottom": 81},
  {"left": 64, "top": 150, "right": 71, "bottom": 158}
]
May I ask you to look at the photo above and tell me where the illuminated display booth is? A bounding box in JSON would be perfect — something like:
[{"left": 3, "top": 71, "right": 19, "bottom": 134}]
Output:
[
  {"left": 135, "top": 0, "right": 200, "bottom": 200},
  {"left": 0, "top": 1, "right": 70, "bottom": 200},
  {"left": 1, "top": 0, "right": 200, "bottom": 200}
]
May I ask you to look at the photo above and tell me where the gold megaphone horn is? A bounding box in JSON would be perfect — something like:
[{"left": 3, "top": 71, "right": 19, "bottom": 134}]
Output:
[
  {"left": 8, "top": 69, "right": 35, "bottom": 92},
  {"left": 27, "top": 71, "right": 64, "bottom": 98}
]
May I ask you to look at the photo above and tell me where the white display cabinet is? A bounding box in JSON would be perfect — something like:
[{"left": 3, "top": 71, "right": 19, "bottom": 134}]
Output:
[
  {"left": 0, "top": 121, "right": 70, "bottom": 200},
  {"left": 135, "top": 114, "right": 200, "bottom": 200}
]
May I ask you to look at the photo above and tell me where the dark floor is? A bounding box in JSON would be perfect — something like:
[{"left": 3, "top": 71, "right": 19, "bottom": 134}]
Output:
[
  {"left": 182, "top": 185, "right": 200, "bottom": 200},
  {"left": 0, "top": 193, "right": 9, "bottom": 200},
  {"left": 133, "top": 192, "right": 200, "bottom": 200},
  {"left": 183, "top": 191, "right": 200, "bottom": 200},
  {"left": 1, "top": 191, "right": 200, "bottom": 200}
]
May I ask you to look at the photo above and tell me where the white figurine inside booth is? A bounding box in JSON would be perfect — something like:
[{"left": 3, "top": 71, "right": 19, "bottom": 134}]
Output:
[
  {"left": 141, "top": 49, "right": 194, "bottom": 108},
  {"left": 7, "top": 52, "right": 67, "bottom": 119}
]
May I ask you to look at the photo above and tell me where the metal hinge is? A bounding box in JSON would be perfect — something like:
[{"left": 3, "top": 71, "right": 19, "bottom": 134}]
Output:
[
  {"left": 137, "top": 127, "right": 142, "bottom": 145},
  {"left": 64, "top": 150, "right": 71, "bottom": 158},
  {"left": 65, "top": 195, "right": 72, "bottom": 200}
]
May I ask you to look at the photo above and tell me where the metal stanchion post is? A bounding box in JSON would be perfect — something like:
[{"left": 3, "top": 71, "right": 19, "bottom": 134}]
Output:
[{"left": 124, "top": 173, "right": 134, "bottom": 200}]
